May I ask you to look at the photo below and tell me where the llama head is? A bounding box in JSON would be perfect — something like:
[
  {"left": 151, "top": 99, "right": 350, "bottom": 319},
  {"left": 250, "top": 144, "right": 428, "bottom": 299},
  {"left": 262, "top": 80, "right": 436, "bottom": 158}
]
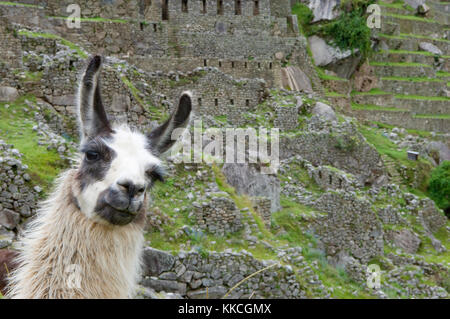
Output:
[{"left": 75, "top": 56, "right": 191, "bottom": 226}]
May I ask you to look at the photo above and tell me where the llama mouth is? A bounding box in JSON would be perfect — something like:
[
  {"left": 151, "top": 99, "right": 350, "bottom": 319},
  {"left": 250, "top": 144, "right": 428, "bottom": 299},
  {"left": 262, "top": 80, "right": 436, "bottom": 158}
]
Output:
[{"left": 95, "top": 203, "right": 137, "bottom": 226}]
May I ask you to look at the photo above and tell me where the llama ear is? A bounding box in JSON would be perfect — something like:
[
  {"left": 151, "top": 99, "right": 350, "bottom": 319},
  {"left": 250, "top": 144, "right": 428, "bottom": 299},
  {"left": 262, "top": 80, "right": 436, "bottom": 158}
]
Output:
[
  {"left": 78, "top": 55, "right": 112, "bottom": 141},
  {"left": 148, "top": 92, "right": 192, "bottom": 155}
]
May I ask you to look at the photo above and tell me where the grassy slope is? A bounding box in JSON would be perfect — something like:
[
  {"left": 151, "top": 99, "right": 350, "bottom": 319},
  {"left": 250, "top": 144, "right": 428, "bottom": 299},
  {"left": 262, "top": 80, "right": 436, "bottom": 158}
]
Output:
[{"left": 0, "top": 96, "right": 66, "bottom": 190}]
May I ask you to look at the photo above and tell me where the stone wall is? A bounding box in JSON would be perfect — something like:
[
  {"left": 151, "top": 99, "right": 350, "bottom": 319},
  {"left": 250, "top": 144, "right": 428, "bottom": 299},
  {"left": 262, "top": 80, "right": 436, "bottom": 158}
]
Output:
[
  {"left": 280, "top": 118, "right": 385, "bottom": 185},
  {"left": 0, "top": 140, "right": 41, "bottom": 248},
  {"left": 191, "top": 195, "right": 243, "bottom": 236},
  {"left": 313, "top": 191, "right": 384, "bottom": 263},
  {"left": 273, "top": 105, "right": 299, "bottom": 130},
  {"left": 140, "top": 246, "right": 308, "bottom": 299}
]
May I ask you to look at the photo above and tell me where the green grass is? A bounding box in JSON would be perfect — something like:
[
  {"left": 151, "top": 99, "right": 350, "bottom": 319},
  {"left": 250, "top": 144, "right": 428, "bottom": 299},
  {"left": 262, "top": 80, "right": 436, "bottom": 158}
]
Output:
[
  {"left": 0, "top": 1, "right": 43, "bottom": 8},
  {"left": 437, "top": 71, "right": 450, "bottom": 77},
  {"left": 316, "top": 67, "right": 348, "bottom": 82},
  {"left": 378, "top": 32, "right": 450, "bottom": 44},
  {"left": 370, "top": 61, "right": 432, "bottom": 68},
  {"left": 48, "top": 16, "right": 128, "bottom": 23},
  {"left": 381, "top": 76, "right": 444, "bottom": 83},
  {"left": 378, "top": 49, "right": 450, "bottom": 58},
  {"left": 371, "top": 121, "right": 432, "bottom": 138},
  {"left": 351, "top": 88, "right": 391, "bottom": 96},
  {"left": 395, "top": 94, "right": 450, "bottom": 101},
  {"left": 413, "top": 114, "right": 450, "bottom": 119},
  {"left": 351, "top": 103, "right": 408, "bottom": 112},
  {"left": 0, "top": 95, "right": 67, "bottom": 190},
  {"left": 18, "top": 30, "right": 88, "bottom": 58},
  {"left": 325, "top": 91, "right": 347, "bottom": 98},
  {"left": 383, "top": 12, "right": 439, "bottom": 23},
  {"left": 359, "top": 124, "right": 432, "bottom": 169},
  {"left": 378, "top": 1, "right": 414, "bottom": 11}
]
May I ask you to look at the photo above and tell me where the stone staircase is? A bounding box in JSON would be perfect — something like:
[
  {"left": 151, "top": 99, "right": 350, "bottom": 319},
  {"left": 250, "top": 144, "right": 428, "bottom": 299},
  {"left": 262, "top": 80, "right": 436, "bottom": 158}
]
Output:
[
  {"left": 381, "top": 155, "right": 403, "bottom": 185},
  {"left": 344, "top": 1, "right": 450, "bottom": 133}
]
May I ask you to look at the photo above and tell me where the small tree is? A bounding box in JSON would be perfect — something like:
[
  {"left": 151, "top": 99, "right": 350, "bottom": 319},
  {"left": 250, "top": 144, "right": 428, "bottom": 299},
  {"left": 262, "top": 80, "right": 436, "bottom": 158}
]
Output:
[{"left": 428, "top": 161, "right": 450, "bottom": 216}]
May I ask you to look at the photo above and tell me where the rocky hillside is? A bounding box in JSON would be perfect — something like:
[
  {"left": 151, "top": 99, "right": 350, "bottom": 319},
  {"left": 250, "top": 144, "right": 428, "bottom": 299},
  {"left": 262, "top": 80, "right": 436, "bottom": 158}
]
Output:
[{"left": 0, "top": 0, "right": 449, "bottom": 299}]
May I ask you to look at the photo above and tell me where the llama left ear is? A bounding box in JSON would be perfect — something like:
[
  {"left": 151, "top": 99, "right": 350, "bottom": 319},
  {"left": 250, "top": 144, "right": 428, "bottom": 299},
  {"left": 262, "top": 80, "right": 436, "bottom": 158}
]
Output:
[
  {"left": 78, "top": 55, "right": 112, "bottom": 141},
  {"left": 148, "top": 92, "right": 192, "bottom": 155}
]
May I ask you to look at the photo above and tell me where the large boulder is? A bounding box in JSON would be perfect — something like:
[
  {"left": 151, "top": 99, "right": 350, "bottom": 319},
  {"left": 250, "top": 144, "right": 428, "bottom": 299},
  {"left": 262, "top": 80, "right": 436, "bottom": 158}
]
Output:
[
  {"left": 308, "top": 35, "right": 360, "bottom": 78},
  {"left": 404, "top": 0, "right": 426, "bottom": 9},
  {"left": 308, "top": 36, "right": 352, "bottom": 67},
  {"left": 419, "top": 42, "right": 443, "bottom": 56},
  {"left": 0, "top": 86, "right": 18, "bottom": 102},
  {"left": 391, "top": 229, "right": 421, "bottom": 254},
  {"left": 222, "top": 163, "right": 281, "bottom": 213},
  {"left": 312, "top": 102, "right": 337, "bottom": 122},
  {"left": 141, "top": 247, "right": 176, "bottom": 276},
  {"left": 308, "top": 0, "right": 341, "bottom": 23}
]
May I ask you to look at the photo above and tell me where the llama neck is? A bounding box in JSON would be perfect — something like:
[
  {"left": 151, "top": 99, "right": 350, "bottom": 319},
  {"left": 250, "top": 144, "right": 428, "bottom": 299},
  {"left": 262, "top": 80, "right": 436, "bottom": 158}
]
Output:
[{"left": 8, "top": 169, "right": 146, "bottom": 299}]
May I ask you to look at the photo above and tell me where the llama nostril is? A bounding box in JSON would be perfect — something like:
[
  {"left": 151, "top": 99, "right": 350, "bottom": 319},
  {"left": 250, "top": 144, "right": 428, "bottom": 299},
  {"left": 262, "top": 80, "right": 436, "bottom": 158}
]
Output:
[{"left": 116, "top": 180, "right": 144, "bottom": 198}]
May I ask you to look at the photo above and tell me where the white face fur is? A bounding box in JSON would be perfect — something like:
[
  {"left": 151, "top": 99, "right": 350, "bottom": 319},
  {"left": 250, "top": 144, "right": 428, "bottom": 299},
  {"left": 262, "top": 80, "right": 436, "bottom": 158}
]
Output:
[
  {"left": 77, "top": 126, "right": 162, "bottom": 224},
  {"left": 76, "top": 56, "right": 192, "bottom": 226}
]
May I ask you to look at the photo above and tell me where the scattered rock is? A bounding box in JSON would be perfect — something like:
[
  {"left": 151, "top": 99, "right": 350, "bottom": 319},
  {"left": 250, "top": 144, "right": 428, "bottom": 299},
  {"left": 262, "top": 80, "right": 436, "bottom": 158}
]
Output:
[{"left": 311, "top": 102, "right": 337, "bottom": 122}]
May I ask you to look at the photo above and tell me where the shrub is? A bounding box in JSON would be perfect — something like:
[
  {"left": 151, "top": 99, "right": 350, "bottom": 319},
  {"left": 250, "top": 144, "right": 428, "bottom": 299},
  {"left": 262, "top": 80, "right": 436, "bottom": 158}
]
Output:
[
  {"left": 292, "top": 3, "right": 313, "bottom": 34},
  {"left": 427, "top": 161, "right": 450, "bottom": 214},
  {"left": 321, "top": 9, "right": 372, "bottom": 58}
]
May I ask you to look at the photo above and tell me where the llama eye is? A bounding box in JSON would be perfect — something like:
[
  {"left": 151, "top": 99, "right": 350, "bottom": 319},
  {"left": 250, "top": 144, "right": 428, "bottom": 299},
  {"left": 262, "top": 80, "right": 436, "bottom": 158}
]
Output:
[{"left": 85, "top": 151, "right": 100, "bottom": 161}]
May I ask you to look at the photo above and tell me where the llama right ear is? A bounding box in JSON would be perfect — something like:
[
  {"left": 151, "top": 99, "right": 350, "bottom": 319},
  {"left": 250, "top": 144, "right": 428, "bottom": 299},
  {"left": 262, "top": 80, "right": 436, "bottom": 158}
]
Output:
[
  {"left": 78, "top": 55, "right": 112, "bottom": 141},
  {"left": 147, "top": 92, "right": 192, "bottom": 155}
]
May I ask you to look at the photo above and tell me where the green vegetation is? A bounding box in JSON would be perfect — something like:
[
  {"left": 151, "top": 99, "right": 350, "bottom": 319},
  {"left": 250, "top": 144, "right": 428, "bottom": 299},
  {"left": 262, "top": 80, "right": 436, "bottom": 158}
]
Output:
[
  {"left": 395, "top": 94, "right": 450, "bottom": 101},
  {"left": 325, "top": 91, "right": 347, "bottom": 98},
  {"left": 291, "top": 3, "right": 313, "bottom": 35},
  {"left": 383, "top": 12, "right": 438, "bottom": 23},
  {"left": 378, "top": 49, "right": 450, "bottom": 58},
  {"left": 49, "top": 16, "right": 128, "bottom": 24},
  {"left": 0, "top": 1, "right": 43, "bottom": 8},
  {"left": 0, "top": 95, "right": 67, "bottom": 190},
  {"left": 413, "top": 114, "right": 450, "bottom": 119},
  {"left": 359, "top": 124, "right": 431, "bottom": 171},
  {"left": 293, "top": 4, "right": 373, "bottom": 59},
  {"left": 351, "top": 88, "right": 391, "bottom": 96},
  {"left": 427, "top": 161, "right": 450, "bottom": 213},
  {"left": 437, "top": 71, "right": 450, "bottom": 77},
  {"left": 378, "top": 1, "right": 414, "bottom": 11},
  {"left": 17, "top": 30, "right": 88, "bottom": 58},
  {"left": 381, "top": 76, "right": 444, "bottom": 83},
  {"left": 379, "top": 32, "right": 450, "bottom": 44},
  {"left": 370, "top": 61, "right": 432, "bottom": 68},
  {"left": 351, "top": 103, "right": 407, "bottom": 112},
  {"left": 316, "top": 67, "right": 348, "bottom": 82}
]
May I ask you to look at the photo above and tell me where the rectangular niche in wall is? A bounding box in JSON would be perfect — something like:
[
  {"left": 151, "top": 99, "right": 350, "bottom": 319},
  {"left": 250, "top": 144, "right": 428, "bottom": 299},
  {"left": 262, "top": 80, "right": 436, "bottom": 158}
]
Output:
[
  {"left": 253, "top": 0, "right": 259, "bottom": 15},
  {"left": 235, "top": 0, "right": 241, "bottom": 15},
  {"left": 162, "top": 0, "right": 169, "bottom": 20},
  {"left": 202, "top": 0, "right": 206, "bottom": 13},
  {"left": 217, "top": 0, "right": 224, "bottom": 15},
  {"left": 182, "top": 0, "right": 188, "bottom": 13}
]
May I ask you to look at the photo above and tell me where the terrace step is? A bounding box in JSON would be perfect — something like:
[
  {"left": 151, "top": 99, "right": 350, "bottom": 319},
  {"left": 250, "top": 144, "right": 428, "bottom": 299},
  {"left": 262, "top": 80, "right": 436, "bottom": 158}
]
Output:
[
  {"left": 379, "top": 77, "right": 447, "bottom": 96},
  {"left": 371, "top": 62, "right": 436, "bottom": 77},
  {"left": 383, "top": 13, "right": 444, "bottom": 37},
  {"left": 393, "top": 96, "right": 450, "bottom": 115},
  {"left": 350, "top": 108, "right": 450, "bottom": 133},
  {"left": 381, "top": 155, "right": 403, "bottom": 184},
  {"left": 378, "top": 34, "right": 450, "bottom": 54},
  {"left": 351, "top": 92, "right": 394, "bottom": 107},
  {"left": 373, "top": 50, "right": 449, "bottom": 66}
]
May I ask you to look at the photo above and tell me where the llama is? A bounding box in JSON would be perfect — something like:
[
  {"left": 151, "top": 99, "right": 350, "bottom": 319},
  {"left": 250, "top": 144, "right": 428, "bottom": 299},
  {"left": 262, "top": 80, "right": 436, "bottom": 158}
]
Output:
[{"left": 6, "top": 56, "right": 192, "bottom": 298}]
